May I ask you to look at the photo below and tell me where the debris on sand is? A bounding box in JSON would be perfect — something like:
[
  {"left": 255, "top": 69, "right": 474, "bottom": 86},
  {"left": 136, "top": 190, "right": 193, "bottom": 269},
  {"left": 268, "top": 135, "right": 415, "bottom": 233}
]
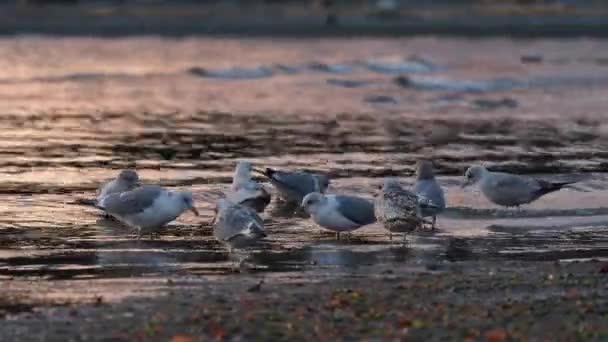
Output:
[
  {"left": 308, "top": 62, "right": 356, "bottom": 74},
  {"left": 364, "top": 95, "right": 398, "bottom": 104},
  {"left": 365, "top": 56, "right": 437, "bottom": 74},
  {"left": 521, "top": 54, "right": 543, "bottom": 64},
  {"left": 188, "top": 66, "right": 274, "bottom": 79},
  {"left": 472, "top": 97, "right": 519, "bottom": 110},
  {"left": 326, "top": 78, "right": 372, "bottom": 88},
  {"left": 395, "top": 75, "right": 522, "bottom": 93}
]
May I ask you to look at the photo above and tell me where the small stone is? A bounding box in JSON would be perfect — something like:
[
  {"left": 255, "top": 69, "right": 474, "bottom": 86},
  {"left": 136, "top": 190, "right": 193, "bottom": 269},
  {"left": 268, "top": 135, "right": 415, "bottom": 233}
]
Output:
[{"left": 521, "top": 55, "right": 543, "bottom": 63}]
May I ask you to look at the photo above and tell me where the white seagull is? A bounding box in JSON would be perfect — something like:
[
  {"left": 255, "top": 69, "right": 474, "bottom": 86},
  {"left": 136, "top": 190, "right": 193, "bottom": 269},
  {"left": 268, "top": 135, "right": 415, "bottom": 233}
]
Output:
[
  {"left": 98, "top": 185, "right": 199, "bottom": 238},
  {"left": 301, "top": 192, "right": 376, "bottom": 239}
]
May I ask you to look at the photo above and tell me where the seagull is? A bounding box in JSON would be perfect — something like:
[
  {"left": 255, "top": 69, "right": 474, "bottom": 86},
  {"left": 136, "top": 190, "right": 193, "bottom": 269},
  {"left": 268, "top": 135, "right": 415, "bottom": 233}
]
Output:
[
  {"left": 462, "top": 165, "right": 577, "bottom": 208},
  {"left": 301, "top": 192, "right": 376, "bottom": 239},
  {"left": 96, "top": 169, "right": 140, "bottom": 207},
  {"left": 414, "top": 160, "right": 445, "bottom": 229},
  {"left": 226, "top": 161, "right": 271, "bottom": 213},
  {"left": 256, "top": 167, "right": 330, "bottom": 204},
  {"left": 97, "top": 185, "right": 199, "bottom": 238},
  {"left": 375, "top": 178, "right": 427, "bottom": 243},
  {"left": 212, "top": 198, "right": 266, "bottom": 252}
]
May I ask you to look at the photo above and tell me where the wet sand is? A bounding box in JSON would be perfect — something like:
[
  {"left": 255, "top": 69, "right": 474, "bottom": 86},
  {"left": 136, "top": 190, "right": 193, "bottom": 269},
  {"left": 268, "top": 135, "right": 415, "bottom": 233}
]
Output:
[
  {"left": 0, "top": 36, "right": 608, "bottom": 340},
  {"left": 2, "top": 261, "right": 608, "bottom": 341}
]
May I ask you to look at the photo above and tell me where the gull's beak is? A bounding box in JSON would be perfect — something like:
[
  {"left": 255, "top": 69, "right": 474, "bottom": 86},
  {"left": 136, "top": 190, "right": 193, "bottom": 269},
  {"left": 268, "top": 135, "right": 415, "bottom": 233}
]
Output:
[
  {"left": 189, "top": 206, "right": 200, "bottom": 216},
  {"left": 210, "top": 211, "right": 218, "bottom": 225},
  {"left": 300, "top": 201, "right": 310, "bottom": 214},
  {"left": 252, "top": 167, "right": 266, "bottom": 176},
  {"left": 461, "top": 178, "right": 471, "bottom": 188}
]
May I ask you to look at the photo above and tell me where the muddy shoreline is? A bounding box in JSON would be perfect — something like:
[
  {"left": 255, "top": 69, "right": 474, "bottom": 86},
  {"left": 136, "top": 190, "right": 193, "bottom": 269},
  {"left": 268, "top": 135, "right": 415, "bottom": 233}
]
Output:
[{"left": 2, "top": 260, "right": 607, "bottom": 341}]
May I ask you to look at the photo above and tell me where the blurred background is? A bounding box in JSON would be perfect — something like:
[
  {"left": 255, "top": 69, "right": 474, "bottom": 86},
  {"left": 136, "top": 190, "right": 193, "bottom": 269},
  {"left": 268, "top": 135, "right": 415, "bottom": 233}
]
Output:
[{"left": 4, "top": 0, "right": 608, "bottom": 36}]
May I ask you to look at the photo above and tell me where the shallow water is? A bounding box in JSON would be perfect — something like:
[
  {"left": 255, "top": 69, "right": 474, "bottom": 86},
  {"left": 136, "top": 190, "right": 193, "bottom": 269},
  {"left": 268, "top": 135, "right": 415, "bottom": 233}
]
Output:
[{"left": 1, "top": 36, "right": 608, "bottom": 309}]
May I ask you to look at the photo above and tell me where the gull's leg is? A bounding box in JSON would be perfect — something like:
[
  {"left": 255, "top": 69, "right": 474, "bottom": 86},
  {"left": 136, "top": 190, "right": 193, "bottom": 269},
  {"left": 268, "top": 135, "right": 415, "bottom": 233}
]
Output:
[
  {"left": 137, "top": 227, "right": 142, "bottom": 240},
  {"left": 432, "top": 216, "right": 437, "bottom": 230},
  {"left": 336, "top": 232, "right": 340, "bottom": 240},
  {"left": 231, "top": 260, "right": 241, "bottom": 273},
  {"left": 389, "top": 232, "right": 393, "bottom": 241},
  {"left": 238, "top": 255, "right": 246, "bottom": 270},
  {"left": 421, "top": 218, "right": 433, "bottom": 228},
  {"left": 227, "top": 248, "right": 240, "bottom": 272},
  {"left": 402, "top": 233, "right": 408, "bottom": 246},
  {"left": 236, "top": 251, "right": 251, "bottom": 272}
]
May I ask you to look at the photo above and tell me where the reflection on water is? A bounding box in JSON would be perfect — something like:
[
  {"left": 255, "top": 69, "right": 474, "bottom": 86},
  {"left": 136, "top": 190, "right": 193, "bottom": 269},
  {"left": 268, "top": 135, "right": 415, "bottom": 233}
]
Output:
[
  {"left": 1, "top": 37, "right": 608, "bottom": 305},
  {"left": 1, "top": 201, "right": 607, "bottom": 282}
]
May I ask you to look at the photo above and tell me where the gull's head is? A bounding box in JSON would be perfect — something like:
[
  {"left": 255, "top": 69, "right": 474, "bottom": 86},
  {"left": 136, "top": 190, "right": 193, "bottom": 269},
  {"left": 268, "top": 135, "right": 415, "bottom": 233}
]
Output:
[
  {"left": 462, "top": 165, "right": 487, "bottom": 188},
  {"left": 178, "top": 191, "right": 199, "bottom": 216},
  {"left": 383, "top": 177, "right": 403, "bottom": 192},
  {"left": 236, "top": 161, "right": 253, "bottom": 174},
  {"left": 301, "top": 192, "right": 327, "bottom": 214},
  {"left": 416, "top": 160, "right": 435, "bottom": 180},
  {"left": 118, "top": 169, "right": 140, "bottom": 187},
  {"left": 234, "top": 161, "right": 254, "bottom": 183}
]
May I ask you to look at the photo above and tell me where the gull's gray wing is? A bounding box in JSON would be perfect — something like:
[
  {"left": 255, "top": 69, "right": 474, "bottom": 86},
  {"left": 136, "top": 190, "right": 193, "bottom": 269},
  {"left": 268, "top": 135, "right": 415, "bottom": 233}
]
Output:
[
  {"left": 532, "top": 179, "right": 577, "bottom": 198},
  {"left": 96, "top": 179, "right": 116, "bottom": 198},
  {"left": 228, "top": 181, "right": 271, "bottom": 212},
  {"left": 215, "top": 205, "right": 264, "bottom": 241},
  {"left": 416, "top": 194, "right": 438, "bottom": 209},
  {"left": 414, "top": 179, "right": 445, "bottom": 210},
  {"left": 265, "top": 168, "right": 329, "bottom": 202},
  {"left": 229, "top": 181, "right": 267, "bottom": 201},
  {"left": 101, "top": 185, "right": 163, "bottom": 216},
  {"left": 479, "top": 172, "right": 544, "bottom": 206},
  {"left": 335, "top": 195, "right": 376, "bottom": 226},
  {"left": 491, "top": 172, "right": 538, "bottom": 195},
  {"left": 272, "top": 172, "right": 317, "bottom": 194}
]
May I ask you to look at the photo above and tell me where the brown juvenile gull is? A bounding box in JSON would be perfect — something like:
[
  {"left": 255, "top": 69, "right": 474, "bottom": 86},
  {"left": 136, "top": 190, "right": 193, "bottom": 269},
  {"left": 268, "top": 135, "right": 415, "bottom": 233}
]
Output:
[
  {"left": 462, "top": 165, "right": 577, "bottom": 208},
  {"left": 226, "top": 161, "right": 271, "bottom": 213},
  {"left": 375, "top": 178, "right": 428, "bottom": 243},
  {"left": 98, "top": 185, "right": 199, "bottom": 238}
]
